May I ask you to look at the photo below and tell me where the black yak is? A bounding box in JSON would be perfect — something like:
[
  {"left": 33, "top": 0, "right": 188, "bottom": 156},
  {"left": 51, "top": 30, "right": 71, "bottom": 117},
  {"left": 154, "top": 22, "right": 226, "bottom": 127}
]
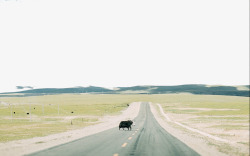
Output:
[{"left": 119, "top": 120, "right": 133, "bottom": 130}]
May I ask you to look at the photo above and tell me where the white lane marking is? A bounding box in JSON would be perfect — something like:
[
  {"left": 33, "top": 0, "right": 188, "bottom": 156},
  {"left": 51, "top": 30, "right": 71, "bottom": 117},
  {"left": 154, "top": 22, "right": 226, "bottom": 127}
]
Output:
[
  {"left": 113, "top": 154, "right": 119, "bottom": 156},
  {"left": 128, "top": 137, "right": 132, "bottom": 140},
  {"left": 121, "top": 143, "right": 127, "bottom": 147}
]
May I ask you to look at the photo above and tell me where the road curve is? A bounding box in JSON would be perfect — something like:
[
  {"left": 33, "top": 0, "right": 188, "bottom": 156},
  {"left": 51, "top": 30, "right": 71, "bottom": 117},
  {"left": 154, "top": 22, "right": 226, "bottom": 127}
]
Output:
[{"left": 27, "top": 102, "right": 199, "bottom": 156}]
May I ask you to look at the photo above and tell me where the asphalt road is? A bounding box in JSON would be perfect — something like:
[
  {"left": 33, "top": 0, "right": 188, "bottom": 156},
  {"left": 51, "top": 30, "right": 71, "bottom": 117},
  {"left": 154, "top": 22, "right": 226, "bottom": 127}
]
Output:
[{"left": 28, "top": 102, "right": 200, "bottom": 156}]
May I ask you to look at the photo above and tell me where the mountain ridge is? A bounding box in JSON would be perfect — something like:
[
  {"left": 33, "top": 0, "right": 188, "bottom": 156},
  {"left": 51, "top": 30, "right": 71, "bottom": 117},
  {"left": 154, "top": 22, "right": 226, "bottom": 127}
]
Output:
[{"left": 0, "top": 85, "right": 249, "bottom": 97}]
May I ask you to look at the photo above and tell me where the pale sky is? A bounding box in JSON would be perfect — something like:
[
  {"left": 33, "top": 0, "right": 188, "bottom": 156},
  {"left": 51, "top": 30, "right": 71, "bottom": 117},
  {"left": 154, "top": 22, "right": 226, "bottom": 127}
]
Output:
[{"left": 0, "top": 0, "right": 249, "bottom": 93}]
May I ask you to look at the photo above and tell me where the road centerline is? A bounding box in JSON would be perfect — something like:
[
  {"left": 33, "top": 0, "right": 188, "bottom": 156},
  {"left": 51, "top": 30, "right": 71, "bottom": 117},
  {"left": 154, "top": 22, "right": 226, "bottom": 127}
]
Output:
[{"left": 121, "top": 143, "right": 127, "bottom": 147}]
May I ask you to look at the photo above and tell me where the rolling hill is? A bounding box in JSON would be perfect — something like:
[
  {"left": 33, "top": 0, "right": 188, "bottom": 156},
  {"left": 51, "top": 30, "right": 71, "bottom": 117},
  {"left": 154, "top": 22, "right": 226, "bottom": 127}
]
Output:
[{"left": 0, "top": 85, "right": 249, "bottom": 97}]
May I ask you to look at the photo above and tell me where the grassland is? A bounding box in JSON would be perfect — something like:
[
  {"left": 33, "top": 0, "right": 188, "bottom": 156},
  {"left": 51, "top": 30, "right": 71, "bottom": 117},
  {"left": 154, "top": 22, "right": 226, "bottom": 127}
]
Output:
[
  {"left": 0, "top": 93, "right": 249, "bottom": 155},
  {"left": 0, "top": 94, "right": 144, "bottom": 142}
]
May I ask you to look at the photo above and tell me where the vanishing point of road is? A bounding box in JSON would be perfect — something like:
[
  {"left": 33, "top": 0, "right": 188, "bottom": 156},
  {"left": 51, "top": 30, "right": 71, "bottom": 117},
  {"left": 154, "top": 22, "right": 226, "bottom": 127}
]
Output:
[{"left": 28, "top": 102, "right": 200, "bottom": 156}]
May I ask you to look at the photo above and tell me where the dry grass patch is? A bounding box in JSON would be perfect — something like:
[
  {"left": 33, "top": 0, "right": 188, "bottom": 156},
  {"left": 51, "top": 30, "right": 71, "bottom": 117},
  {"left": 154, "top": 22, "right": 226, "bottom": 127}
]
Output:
[
  {"left": 0, "top": 94, "right": 142, "bottom": 142},
  {"left": 152, "top": 94, "right": 249, "bottom": 156}
]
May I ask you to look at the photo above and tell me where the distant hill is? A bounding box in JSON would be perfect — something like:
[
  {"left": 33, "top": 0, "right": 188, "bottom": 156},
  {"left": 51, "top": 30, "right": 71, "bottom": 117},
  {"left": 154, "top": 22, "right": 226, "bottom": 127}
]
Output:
[
  {"left": 0, "top": 85, "right": 249, "bottom": 97},
  {"left": 0, "top": 86, "right": 112, "bottom": 97},
  {"left": 115, "top": 85, "right": 250, "bottom": 97},
  {"left": 15, "top": 86, "right": 111, "bottom": 94}
]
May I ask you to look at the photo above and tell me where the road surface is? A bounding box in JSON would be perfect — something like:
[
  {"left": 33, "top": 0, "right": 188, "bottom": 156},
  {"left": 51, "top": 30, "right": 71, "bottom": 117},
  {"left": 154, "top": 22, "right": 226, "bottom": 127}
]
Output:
[{"left": 28, "top": 102, "right": 199, "bottom": 156}]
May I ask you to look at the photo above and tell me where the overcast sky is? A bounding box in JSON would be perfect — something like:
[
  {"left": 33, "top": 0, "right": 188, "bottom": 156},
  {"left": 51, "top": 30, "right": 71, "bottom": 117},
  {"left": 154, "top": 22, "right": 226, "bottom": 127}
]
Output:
[{"left": 0, "top": 0, "right": 249, "bottom": 93}]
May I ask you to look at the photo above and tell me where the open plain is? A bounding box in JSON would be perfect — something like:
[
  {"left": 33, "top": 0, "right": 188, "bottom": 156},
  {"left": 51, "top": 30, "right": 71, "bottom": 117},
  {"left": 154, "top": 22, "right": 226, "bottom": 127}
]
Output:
[{"left": 0, "top": 94, "right": 249, "bottom": 156}]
